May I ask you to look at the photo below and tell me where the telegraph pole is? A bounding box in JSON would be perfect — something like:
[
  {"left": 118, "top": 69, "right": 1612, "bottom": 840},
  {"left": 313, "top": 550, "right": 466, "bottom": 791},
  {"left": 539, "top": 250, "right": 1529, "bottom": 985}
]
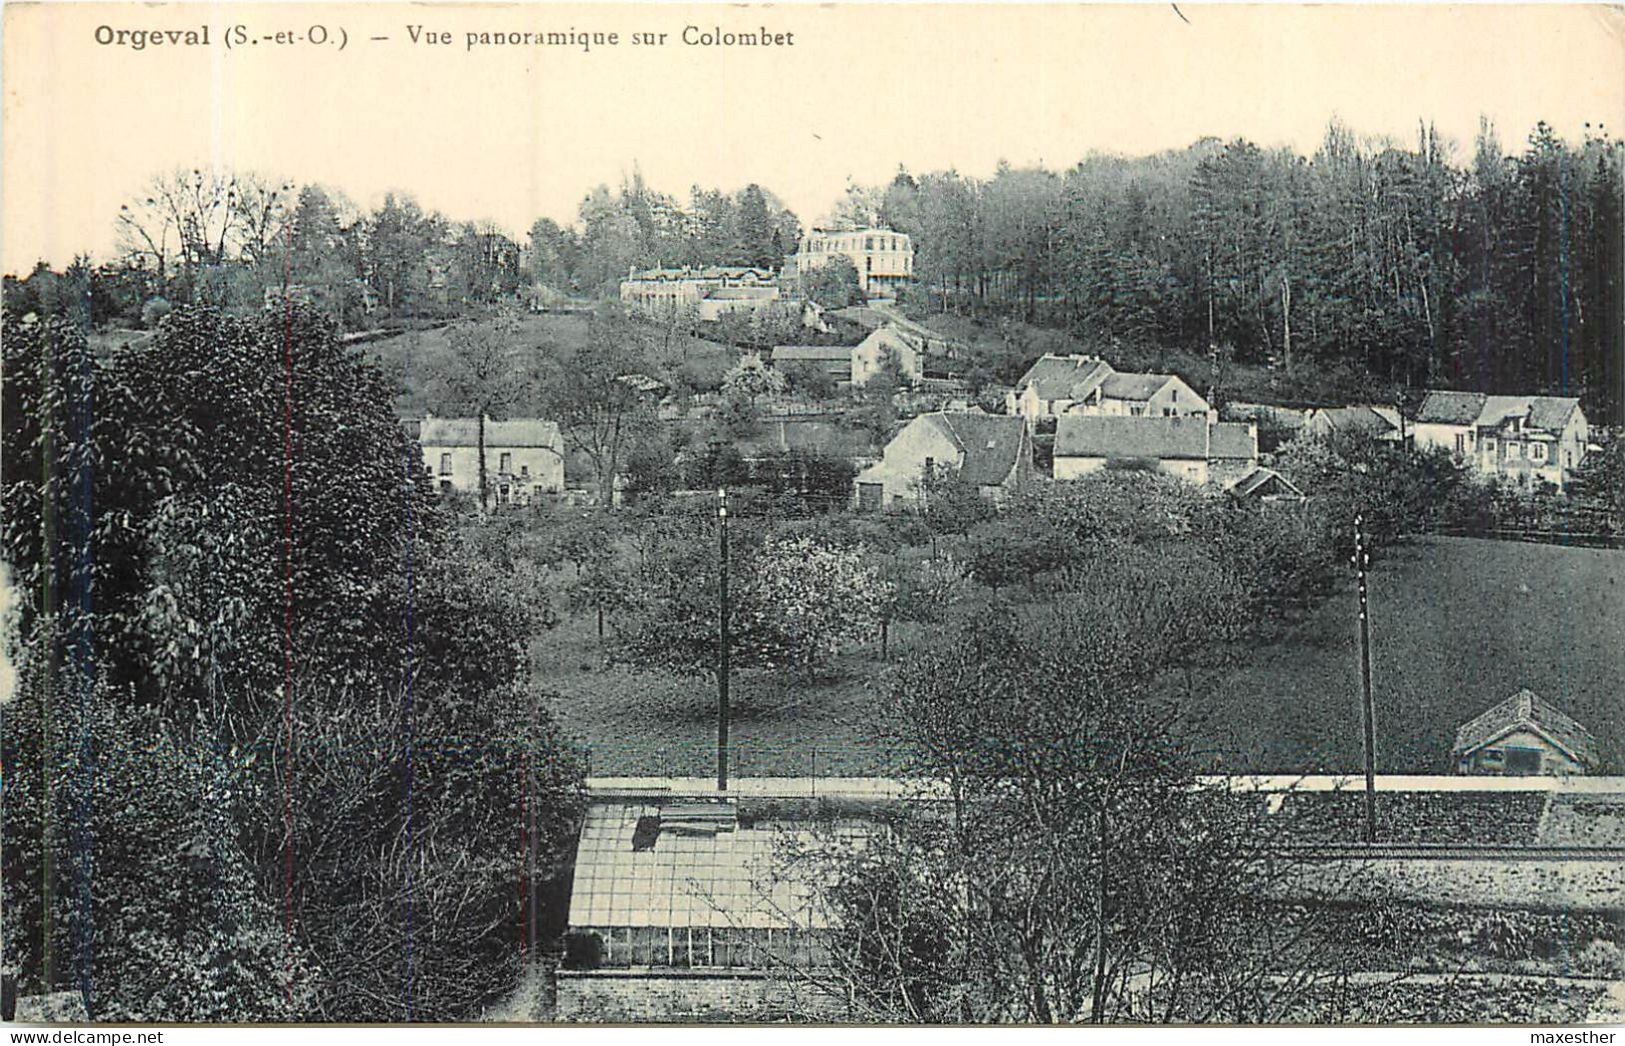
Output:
[
  {"left": 717, "top": 488, "right": 730, "bottom": 792},
  {"left": 1353, "top": 514, "right": 1378, "bottom": 843}
]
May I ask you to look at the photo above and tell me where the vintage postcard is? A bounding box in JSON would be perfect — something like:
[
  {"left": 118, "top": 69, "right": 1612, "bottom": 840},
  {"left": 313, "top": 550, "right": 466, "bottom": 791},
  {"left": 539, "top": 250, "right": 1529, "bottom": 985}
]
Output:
[{"left": 2, "top": 0, "right": 1623, "bottom": 1031}]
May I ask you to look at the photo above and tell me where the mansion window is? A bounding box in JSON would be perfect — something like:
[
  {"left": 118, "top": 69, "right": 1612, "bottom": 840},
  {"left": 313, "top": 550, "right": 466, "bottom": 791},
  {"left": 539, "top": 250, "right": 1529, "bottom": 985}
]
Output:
[
  {"left": 1530, "top": 443, "right": 1548, "bottom": 462},
  {"left": 1506, "top": 442, "right": 1522, "bottom": 460},
  {"left": 439, "top": 453, "right": 452, "bottom": 475},
  {"left": 499, "top": 451, "right": 513, "bottom": 473}
]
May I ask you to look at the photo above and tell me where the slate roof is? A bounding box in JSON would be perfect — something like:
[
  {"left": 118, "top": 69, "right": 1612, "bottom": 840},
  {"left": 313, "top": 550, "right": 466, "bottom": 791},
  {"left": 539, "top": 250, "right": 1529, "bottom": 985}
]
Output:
[
  {"left": 1478, "top": 395, "right": 1581, "bottom": 433},
  {"left": 928, "top": 412, "right": 1027, "bottom": 486},
  {"left": 418, "top": 416, "right": 562, "bottom": 449},
  {"left": 1453, "top": 688, "right": 1599, "bottom": 768},
  {"left": 1415, "top": 391, "right": 1581, "bottom": 434},
  {"left": 1528, "top": 396, "right": 1581, "bottom": 431},
  {"left": 1054, "top": 415, "right": 1210, "bottom": 460},
  {"left": 1209, "top": 422, "right": 1259, "bottom": 460},
  {"left": 1415, "top": 391, "right": 1488, "bottom": 425},
  {"left": 1014, "top": 354, "right": 1114, "bottom": 402},
  {"left": 1100, "top": 372, "right": 1173, "bottom": 402}
]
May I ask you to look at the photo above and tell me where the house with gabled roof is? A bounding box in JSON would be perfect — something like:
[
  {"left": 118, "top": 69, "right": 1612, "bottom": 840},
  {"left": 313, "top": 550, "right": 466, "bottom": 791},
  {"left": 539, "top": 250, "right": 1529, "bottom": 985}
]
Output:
[
  {"left": 1411, "top": 391, "right": 1588, "bottom": 488},
  {"left": 1299, "top": 405, "right": 1404, "bottom": 443},
  {"left": 417, "top": 414, "right": 565, "bottom": 506},
  {"left": 1095, "top": 371, "right": 1210, "bottom": 420},
  {"left": 1007, "top": 354, "right": 1115, "bottom": 421},
  {"left": 854, "top": 411, "right": 1032, "bottom": 510},
  {"left": 1453, "top": 688, "right": 1599, "bottom": 777},
  {"left": 1053, "top": 416, "right": 1256, "bottom": 487},
  {"left": 1227, "top": 466, "right": 1308, "bottom": 504},
  {"left": 1006, "top": 354, "right": 1210, "bottom": 425}
]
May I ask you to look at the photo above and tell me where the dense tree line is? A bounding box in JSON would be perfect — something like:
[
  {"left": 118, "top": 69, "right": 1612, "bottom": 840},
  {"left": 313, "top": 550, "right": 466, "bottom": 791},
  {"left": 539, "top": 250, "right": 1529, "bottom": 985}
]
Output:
[
  {"left": 528, "top": 173, "right": 802, "bottom": 294},
  {"left": 869, "top": 121, "right": 1623, "bottom": 421},
  {"left": 1, "top": 305, "right": 583, "bottom": 1019}
]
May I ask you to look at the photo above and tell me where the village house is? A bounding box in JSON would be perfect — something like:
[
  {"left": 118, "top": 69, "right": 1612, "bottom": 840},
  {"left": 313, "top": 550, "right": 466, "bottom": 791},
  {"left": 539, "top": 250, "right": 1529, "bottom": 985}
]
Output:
[
  {"left": 850, "top": 324, "right": 927, "bottom": 384},
  {"left": 417, "top": 415, "right": 565, "bottom": 506},
  {"left": 1006, "top": 354, "right": 1210, "bottom": 424},
  {"left": 1298, "top": 405, "right": 1405, "bottom": 443},
  {"left": 1411, "top": 391, "right": 1588, "bottom": 488},
  {"left": 854, "top": 411, "right": 1033, "bottom": 511},
  {"left": 1452, "top": 688, "right": 1599, "bottom": 777},
  {"left": 1053, "top": 416, "right": 1257, "bottom": 487}
]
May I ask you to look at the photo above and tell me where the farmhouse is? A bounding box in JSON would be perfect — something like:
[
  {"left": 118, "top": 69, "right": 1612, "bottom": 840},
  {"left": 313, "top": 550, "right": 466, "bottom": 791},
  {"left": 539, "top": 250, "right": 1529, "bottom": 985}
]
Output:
[
  {"left": 417, "top": 415, "right": 565, "bottom": 505},
  {"left": 854, "top": 411, "right": 1032, "bottom": 510},
  {"left": 1053, "top": 416, "right": 1257, "bottom": 486},
  {"left": 1410, "top": 391, "right": 1588, "bottom": 488},
  {"left": 1452, "top": 688, "right": 1599, "bottom": 777}
]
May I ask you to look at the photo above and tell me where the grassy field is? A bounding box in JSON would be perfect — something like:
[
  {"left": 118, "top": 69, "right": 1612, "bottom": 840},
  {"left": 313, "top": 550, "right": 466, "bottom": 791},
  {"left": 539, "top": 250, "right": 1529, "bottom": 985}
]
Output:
[
  {"left": 1202, "top": 535, "right": 1624, "bottom": 774},
  {"left": 541, "top": 535, "right": 1624, "bottom": 777},
  {"left": 538, "top": 611, "right": 918, "bottom": 778}
]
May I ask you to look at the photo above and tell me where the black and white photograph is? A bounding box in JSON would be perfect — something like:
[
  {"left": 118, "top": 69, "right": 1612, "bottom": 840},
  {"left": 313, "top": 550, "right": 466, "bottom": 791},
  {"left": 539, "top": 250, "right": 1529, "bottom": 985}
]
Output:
[{"left": 1, "top": 0, "right": 1622, "bottom": 1030}]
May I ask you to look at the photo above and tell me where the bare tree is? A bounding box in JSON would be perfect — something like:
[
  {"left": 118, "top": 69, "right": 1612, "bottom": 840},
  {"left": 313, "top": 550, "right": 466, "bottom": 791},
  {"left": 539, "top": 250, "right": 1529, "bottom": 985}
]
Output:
[
  {"left": 439, "top": 308, "right": 534, "bottom": 513},
  {"left": 543, "top": 309, "right": 659, "bottom": 507}
]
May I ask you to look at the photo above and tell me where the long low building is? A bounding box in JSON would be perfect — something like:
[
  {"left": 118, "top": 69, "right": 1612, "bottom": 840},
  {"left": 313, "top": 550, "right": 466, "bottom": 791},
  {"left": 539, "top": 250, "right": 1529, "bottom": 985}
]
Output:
[{"left": 1053, "top": 415, "right": 1257, "bottom": 486}]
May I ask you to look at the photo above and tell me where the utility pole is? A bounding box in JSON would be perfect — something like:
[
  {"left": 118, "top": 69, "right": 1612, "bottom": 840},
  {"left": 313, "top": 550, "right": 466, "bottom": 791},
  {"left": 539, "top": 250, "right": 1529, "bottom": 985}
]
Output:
[
  {"left": 717, "top": 488, "right": 730, "bottom": 792},
  {"left": 1353, "top": 514, "right": 1378, "bottom": 843}
]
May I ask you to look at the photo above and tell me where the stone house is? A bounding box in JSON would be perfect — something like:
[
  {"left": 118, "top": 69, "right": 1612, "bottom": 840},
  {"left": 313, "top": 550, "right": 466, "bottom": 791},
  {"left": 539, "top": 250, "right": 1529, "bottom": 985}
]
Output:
[
  {"left": 417, "top": 415, "right": 565, "bottom": 506},
  {"left": 854, "top": 412, "right": 1033, "bottom": 511}
]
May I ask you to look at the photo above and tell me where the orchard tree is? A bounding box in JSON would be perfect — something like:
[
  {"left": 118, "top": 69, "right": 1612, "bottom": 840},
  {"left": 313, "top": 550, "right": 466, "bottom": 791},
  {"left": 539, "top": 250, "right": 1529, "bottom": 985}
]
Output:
[
  {"left": 783, "top": 581, "right": 1374, "bottom": 1023},
  {"left": 544, "top": 308, "right": 661, "bottom": 506},
  {"left": 722, "top": 352, "right": 787, "bottom": 407},
  {"left": 612, "top": 530, "right": 892, "bottom": 679}
]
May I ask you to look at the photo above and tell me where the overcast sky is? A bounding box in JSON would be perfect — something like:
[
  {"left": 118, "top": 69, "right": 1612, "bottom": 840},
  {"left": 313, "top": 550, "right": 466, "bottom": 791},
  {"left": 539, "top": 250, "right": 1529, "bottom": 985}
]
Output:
[{"left": 4, "top": 2, "right": 1623, "bottom": 273}]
